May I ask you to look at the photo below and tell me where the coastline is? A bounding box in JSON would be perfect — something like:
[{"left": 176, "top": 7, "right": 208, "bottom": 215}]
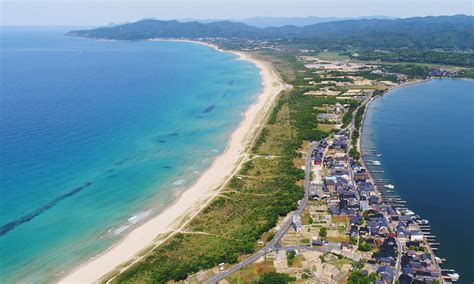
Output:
[
  {"left": 59, "top": 41, "right": 284, "bottom": 283},
  {"left": 358, "top": 79, "right": 449, "bottom": 281},
  {"left": 357, "top": 78, "right": 429, "bottom": 171}
]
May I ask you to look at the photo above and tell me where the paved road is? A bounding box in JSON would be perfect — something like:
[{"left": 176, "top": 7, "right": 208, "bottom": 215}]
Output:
[
  {"left": 203, "top": 142, "right": 318, "bottom": 284},
  {"left": 393, "top": 238, "right": 403, "bottom": 284}
]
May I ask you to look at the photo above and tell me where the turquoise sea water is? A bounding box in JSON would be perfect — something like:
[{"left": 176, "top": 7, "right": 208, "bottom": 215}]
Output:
[
  {"left": 361, "top": 79, "right": 473, "bottom": 282},
  {"left": 0, "top": 27, "right": 261, "bottom": 282}
]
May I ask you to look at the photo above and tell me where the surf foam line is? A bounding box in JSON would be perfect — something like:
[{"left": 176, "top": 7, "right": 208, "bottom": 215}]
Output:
[{"left": 0, "top": 182, "right": 92, "bottom": 236}]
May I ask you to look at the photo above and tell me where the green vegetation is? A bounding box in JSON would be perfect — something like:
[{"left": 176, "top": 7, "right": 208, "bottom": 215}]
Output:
[
  {"left": 95, "top": 20, "right": 473, "bottom": 282},
  {"left": 113, "top": 90, "right": 305, "bottom": 283},
  {"left": 317, "top": 51, "right": 350, "bottom": 61},
  {"left": 349, "top": 236, "right": 358, "bottom": 245},
  {"left": 351, "top": 49, "right": 474, "bottom": 67},
  {"left": 319, "top": 227, "right": 327, "bottom": 238},
  {"left": 380, "top": 64, "right": 431, "bottom": 79},
  {"left": 300, "top": 238, "right": 310, "bottom": 245},
  {"left": 356, "top": 70, "right": 399, "bottom": 83},
  {"left": 455, "top": 68, "right": 474, "bottom": 79},
  {"left": 265, "top": 232, "right": 275, "bottom": 242},
  {"left": 111, "top": 50, "right": 363, "bottom": 282},
  {"left": 71, "top": 15, "right": 474, "bottom": 51},
  {"left": 348, "top": 270, "right": 378, "bottom": 284},
  {"left": 358, "top": 241, "right": 372, "bottom": 252},
  {"left": 257, "top": 272, "right": 296, "bottom": 284},
  {"left": 287, "top": 250, "right": 296, "bottom": 266},
  {"left": 349, "top": 107, "right": 363, "bottom": 161}
]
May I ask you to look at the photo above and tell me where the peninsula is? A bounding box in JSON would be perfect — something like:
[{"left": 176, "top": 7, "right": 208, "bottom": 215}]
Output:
[{"left": 63, "top": 15, "right": 473, "bottom": 283}]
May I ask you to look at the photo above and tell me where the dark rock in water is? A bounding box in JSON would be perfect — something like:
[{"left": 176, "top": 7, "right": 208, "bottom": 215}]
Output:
[
  {"left": 113, "top": 157, "right": 133, "bottom": 166},
  {"left": 227, "top": 80, "right": 234, "bottom": 85},
  {"left": 168, "top": 132, "right": 179, "bottom": 136},
  {"left": 222, "top": 90, "right": 230, "bottom": 98},
  {"left": 202, "top": 104, "right": 216, "bottom": 113},
  {"left": 0, "top": 182, "right": 93, "bottom": 236},
  {"left": 163, "top": 166, "right": 172, "bottom": 169},
  {"left": 158, "top": 140, "right": 167, "bottom": 143}
]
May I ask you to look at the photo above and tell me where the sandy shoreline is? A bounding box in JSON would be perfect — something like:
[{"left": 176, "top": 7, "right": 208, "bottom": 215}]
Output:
[{"left": 59, "top": 40, "right": 284, "bottom": 283}]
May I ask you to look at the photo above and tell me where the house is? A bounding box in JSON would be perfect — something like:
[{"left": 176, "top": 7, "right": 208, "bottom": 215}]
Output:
[
  {"left": 333, "top": 167, "right": 348, "bottom": 176},
  {"left": 377, "top": 266, "right": 394, "bottom": 282},
  {"left": 367, "top": 216, "right": 389, "bottom": 236},
  {"left": 341, "top": 241, "right": 352, "bottom": 251},
  {"left": 357, "top": 181, "right": 375, "bottom": 192},
  {"left": 359, "top": 226, "right": 369, "bottom": 236},
  {"left": 399, "top": 274, "right": 413, "bottom": 284},
  {"left": 360, "top": 200, "right": 371, "bottom": 212},
  {"left": 317, "top": 113, "right": 340, "bottom": 122},
  {"left": 329, "top": 206, "right": 341, "bottom": 215},
  {"left": 354, "top": 172, "right": 368, "bottom": 182},
  {"left": 335, "top": 102, "right": 345, "bottom": 113},
  {"left": 368, "top": 195, "right": 380, "bottom": 205},
  {"left": 310, "top": 184, "right": 323, "bottom": 199},
  {"left": 409, "top": 231, "right": 424, "bottom": 241},
  {"left": 324, "top": 176, "right": 337, "bottom": 191},
  {"left": 350, "top": 225, "right": 359, "bottom": 237},
  {"left": 292, "top": 214, "right": 302, "bottom": 233},
  {"left": 336, "top": 176, "right": 350, "bottom": 190},
  {"left": 350, "top": 215, "right": 363, "bottom": 225}
]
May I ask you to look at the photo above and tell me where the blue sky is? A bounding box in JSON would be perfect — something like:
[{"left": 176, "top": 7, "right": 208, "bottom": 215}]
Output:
[{"left": 1, "top": 0, "right": 472, "bottom": 26}]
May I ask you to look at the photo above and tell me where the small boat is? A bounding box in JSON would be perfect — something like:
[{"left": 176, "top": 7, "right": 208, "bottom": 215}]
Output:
[
  {"left": 384, "top": 184, "right": 395, "bottom": 189},
  {"left": 447, "top": 273, "right": 460, "bottom": 281},
  {"left": 418, "top": 219, "right": 429, "bottom": 225},
  {"left": 371, "top": 160, "right": 381, "bottom": 165},
  {"left": 376, "top": 154, "right": 382, "bottom": 157}
]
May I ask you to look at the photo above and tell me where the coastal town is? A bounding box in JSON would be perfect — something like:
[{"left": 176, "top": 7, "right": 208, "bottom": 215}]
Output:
[
  {"left": 180, "top": 55, "right": 460, "bottom": 284},
  {"left": 54, "top": 17, "right": 472, "bottom": 284},
  {"left": 3, "top": 8, "right": 473, "bottom": 284}
]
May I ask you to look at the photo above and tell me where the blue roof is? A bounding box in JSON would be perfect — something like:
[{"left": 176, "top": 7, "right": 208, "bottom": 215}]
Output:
[{"left": 377, "top": 266, "right": 394, "bottom": 277}]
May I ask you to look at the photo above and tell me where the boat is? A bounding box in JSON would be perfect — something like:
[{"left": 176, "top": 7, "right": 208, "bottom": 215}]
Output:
[
  {"left": 384, "top": 184, "right": 395, "bottom": 189},
  {"left": 417, "top": 219, "right": 429, "bottom": 225},
  {"left": 371, "top": 160, "right": 381, "bottom": 165},
  {"left": 397, "top": 208, "right": 416, "bottom": 216},
  {"left": 446, "top": 273, "right": 460, "bottom": 281}
]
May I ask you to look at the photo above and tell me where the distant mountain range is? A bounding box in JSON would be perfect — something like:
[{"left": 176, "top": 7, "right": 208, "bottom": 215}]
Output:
[
  {"left": 177, "top": 16, "right": 398, "bottom": 28},
  {"left": 67, "top": 15, "right": 474, "bottom": 49}
]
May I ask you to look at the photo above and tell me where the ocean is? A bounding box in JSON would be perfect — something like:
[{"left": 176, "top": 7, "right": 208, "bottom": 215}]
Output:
[
  {"left": 361, "top": 78, "right": 474, "bottom": 282},
  {"left": 0, "top": 27, "right": 261, "bottom": 282}
]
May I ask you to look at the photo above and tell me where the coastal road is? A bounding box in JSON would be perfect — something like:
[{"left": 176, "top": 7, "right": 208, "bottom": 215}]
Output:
[
  {"left": 394, "top": 238, "right": 403, "bottom": 284},
  {"left": 352, "top": 95, "right": 403, "bottom": 284},
  {"left": 203, "top": 142, "right": 318, "bottom": 284}
]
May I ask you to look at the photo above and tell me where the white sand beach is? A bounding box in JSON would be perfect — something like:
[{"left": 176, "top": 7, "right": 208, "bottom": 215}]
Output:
[{"left": 59, "top": 41, "right": 284, "bottom": 283}]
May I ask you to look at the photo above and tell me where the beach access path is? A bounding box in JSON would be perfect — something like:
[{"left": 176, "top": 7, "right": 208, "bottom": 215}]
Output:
[{"left": 203, "top": 141, "right": 318, "bottom": 283}]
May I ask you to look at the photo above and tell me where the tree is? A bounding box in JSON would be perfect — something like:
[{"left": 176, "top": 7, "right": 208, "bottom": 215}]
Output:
[
  {"left": 257, "top": 272, "right": 296, "bottom": 284},
  {"left": 358, "top": 242, "right": 372, "bottom": 252},
  {"left": 287, "top": 250, "right": 296, "bottom": 266},
  {"left": 319, "top": 227, "right": 327, "bottom": 238},
  {"left": 348, "top": 271, "right": 378, "bottom": 284}
]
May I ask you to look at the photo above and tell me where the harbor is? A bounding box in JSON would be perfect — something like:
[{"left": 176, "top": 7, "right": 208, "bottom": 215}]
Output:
[{"left": 360, "top": 101, "right": 462, "bottom": 283}]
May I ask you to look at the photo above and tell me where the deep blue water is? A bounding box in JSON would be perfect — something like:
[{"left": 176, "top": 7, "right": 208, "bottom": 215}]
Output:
[
  {"left": 361, "top": 79, "right": 474, "bottom": 282},
  {"left": 0, "top": 27, "right": 261, "bottom": 282}
]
